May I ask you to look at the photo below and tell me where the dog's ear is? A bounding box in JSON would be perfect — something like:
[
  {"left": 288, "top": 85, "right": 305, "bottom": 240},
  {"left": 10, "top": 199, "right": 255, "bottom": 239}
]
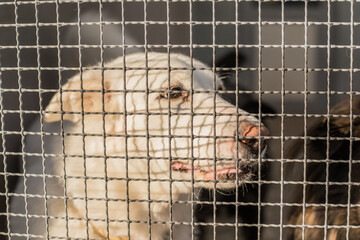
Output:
[{"left": 44, "top": 71, "right": 118, "bottom": 123}]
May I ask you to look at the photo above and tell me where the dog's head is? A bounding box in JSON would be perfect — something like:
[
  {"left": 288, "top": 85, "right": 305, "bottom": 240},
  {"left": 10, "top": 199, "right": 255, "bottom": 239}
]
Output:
[{"left": 45, "top": 52, "right": 269, "bottom": 189}]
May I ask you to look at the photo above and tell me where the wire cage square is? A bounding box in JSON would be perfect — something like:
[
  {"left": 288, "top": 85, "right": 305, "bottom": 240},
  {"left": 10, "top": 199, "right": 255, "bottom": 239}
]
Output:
[{"left": 0, "top": 0, "right": 359, "bottom": 240}]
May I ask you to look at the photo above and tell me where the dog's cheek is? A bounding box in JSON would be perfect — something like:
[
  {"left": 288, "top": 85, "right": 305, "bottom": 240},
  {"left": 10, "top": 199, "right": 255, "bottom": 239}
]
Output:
[
  {"left": 149, "top": 158, "right": 170, "bottom": 179},
  {"left": 170, "top": 137, "right": 198, "bottom": 163},
  {"left": 191, "top": 137, "right": 215, "bottom": 160}
]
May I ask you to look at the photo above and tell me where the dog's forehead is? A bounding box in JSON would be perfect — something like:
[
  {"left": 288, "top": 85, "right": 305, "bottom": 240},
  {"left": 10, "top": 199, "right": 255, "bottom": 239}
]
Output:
[
  {"left": 108, "top": 53, "right": 222, "bottom": 91},
  {"left": 153, "top": 69, "right": 220, "bottom": 91},
  {"left": 165, "top": 54, "right": 223, "bottom": 90}
]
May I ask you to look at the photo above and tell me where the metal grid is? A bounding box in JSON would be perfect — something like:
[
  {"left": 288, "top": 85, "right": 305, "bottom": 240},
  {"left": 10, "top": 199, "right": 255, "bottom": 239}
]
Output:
[{"left": 0, "top": 1, "right": 359, "bottom": 240}]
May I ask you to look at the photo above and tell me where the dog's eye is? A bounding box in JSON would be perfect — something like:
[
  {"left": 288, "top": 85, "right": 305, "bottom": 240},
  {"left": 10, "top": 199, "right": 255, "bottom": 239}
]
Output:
[{"left": 160, "top": 87, "right": 186, "bottom": 100}]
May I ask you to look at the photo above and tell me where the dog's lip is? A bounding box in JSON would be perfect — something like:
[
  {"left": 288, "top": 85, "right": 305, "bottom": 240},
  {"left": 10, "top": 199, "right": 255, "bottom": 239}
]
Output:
[{"left": 171, "top": 162, "right": 251, "bottom": 180}]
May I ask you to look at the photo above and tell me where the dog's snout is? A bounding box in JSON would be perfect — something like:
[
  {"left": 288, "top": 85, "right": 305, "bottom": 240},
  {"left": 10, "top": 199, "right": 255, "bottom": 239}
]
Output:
[{"left": 238, "top": 122, "right": 269, "bottom": 152}]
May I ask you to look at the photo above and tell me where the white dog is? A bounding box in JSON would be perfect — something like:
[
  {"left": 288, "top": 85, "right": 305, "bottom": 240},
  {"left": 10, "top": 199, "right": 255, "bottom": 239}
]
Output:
[{"left": 10, "top": 52, "right": 268, "bottom": 240}]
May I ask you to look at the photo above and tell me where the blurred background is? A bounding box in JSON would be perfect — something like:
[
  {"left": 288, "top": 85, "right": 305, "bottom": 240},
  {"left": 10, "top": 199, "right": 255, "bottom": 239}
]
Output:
[{"left": 1, "top": 1, "right": 359, "bottom": 239}]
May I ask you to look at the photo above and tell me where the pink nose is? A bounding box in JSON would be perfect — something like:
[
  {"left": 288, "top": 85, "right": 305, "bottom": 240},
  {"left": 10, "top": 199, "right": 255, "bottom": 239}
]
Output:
[{"left": 238, "top": 122, "right": 270, "bottom": 152}]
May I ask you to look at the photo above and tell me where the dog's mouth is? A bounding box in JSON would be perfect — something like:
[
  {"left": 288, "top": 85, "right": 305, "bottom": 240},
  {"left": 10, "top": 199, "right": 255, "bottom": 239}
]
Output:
[{"left": 171, "top": 162, "right": 253, "bottom": 180}]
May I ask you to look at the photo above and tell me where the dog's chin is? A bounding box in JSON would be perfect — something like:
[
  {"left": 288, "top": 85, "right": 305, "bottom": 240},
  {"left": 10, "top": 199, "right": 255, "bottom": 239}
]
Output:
[
  {"left": 171, "top": 146, "right": 265, "bottom": 189},
  {"left": 200, "top": 172, "right": 254, "bottom": 190},
  {"left": 171, "top": 161, "right": 256, "bottom": 189}
]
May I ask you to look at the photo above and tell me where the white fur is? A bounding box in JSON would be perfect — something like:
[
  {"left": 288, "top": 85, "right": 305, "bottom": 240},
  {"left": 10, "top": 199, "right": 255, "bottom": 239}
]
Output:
[{"left": 42, "top": 52, "right": 265, "bottom": 239}]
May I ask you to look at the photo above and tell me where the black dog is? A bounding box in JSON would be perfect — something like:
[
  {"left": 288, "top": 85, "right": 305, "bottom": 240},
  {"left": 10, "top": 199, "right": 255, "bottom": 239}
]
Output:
[{"left": 284, "top": 97, "right": 360, "bottom": 240}]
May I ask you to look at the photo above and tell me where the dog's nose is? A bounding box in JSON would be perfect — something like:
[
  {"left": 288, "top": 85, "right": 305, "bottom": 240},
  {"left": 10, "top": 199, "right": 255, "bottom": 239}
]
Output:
[{"left": 238, "top": 122, "right": 270, "bottom": 152}]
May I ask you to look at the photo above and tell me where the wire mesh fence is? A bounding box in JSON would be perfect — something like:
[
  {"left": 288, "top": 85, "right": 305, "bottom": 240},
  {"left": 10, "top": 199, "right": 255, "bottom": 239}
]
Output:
[{"left": 0, "top": 0, "right": 359, "bottom": 239}]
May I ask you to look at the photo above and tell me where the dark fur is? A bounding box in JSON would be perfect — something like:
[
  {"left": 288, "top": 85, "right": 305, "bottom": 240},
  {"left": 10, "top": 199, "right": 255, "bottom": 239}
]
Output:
[{"left": 284, "top": 97, "right": 360, "bottom": 240}]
